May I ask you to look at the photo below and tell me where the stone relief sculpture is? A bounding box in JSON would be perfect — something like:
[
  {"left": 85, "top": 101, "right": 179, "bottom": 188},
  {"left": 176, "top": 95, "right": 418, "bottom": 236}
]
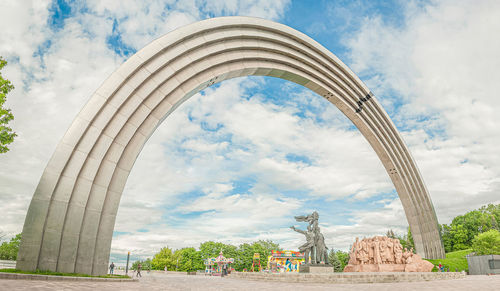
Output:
[
  {"left": 344, "top": 236, "right": 434, "bottom": 272},
  {"left": 291, "top": 211, "right": 329, "bottom": 265}
]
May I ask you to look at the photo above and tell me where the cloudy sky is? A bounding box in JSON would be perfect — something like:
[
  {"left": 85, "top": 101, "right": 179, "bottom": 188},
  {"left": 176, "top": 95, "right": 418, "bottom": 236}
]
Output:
[{"left": 1, "top": 0, "right": 499, "bottom": 264}]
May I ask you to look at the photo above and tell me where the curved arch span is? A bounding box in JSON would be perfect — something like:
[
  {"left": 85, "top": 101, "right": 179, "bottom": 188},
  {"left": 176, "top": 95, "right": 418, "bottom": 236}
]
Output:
[{"left": 17, "top": 16, "right": 444, "bottom": 275}]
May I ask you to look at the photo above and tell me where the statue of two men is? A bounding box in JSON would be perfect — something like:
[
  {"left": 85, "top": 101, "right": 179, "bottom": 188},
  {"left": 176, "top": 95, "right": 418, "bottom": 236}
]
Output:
[{"left": 290, "top": 211, "right": 329, "bottom": 265}]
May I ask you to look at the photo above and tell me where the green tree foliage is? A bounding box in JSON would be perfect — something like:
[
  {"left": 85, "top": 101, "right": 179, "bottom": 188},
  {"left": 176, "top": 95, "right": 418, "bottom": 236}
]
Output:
[
  {"left": 384, "top": 204, "right": 500, "bottom": 254},
  {"left": 404, "top": 227, "right": 415, "bottom": 251},
  {"left": 0, "top": 57, "right": 16, "bottom": 153},
  {"left": 441, "top": 204, "right": 500, "bottom": 252},
  {"left": 449, "top": 224, "right": 469, "bottom": 250},
  {"left": 150, "top": 247, "right": 179, "bottom": 270},
  {"left": 336, "top": 250, "right": 349, "bottom": 270},
  {"left": 386, "top": 229, "right": 396, "bottom": 239},
  {"left": 131, "top": 258, "right": 152, "bottom": 271},
  {"left": 251, "top": 240, "right": 282, "bottom": 260},
  {"left": 199, "top": 241, "right": 238, "bottom": 261},
  {"left": 387, "top": 228, "right": 415, "bottom": 252},
  {"left": 236, "top": 242, "right": 256, "bottom": 270},
  {"left": 235, "top": 240, "right": 281, "bottom": 271},
  {"left": 0, "top": 233, "right": 21, "bottom": 260},
  {"left": 328, "top": 249, "right": 344, "bottom": 272},
  {"left": 144, "top": 240, "right": 282, "bottom": 272},
  {"left": 177, "top": 247, "right": 204, "bottom": 272},
  {"left": 471, "top": 229, "right": 500, "bottom": 255}
]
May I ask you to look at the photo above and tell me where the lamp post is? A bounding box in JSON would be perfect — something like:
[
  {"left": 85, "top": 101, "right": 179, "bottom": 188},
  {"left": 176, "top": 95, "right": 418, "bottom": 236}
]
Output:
[{"left": 125, "top": 251, "right": 130, "bottom": 275}]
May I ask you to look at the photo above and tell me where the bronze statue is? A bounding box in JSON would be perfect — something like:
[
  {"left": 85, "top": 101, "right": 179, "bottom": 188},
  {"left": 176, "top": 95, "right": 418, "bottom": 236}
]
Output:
[
  {"left": 291, "top": 211, "right": 329, "bottom": 265},
  {"left": 290, "top": 225, "right": 315, "bottom": 264}
]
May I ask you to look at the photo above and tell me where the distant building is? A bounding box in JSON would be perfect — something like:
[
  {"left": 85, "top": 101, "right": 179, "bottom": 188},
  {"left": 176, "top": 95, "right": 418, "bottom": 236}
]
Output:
[{"left": 467, "top": 254, "right": 500, "bottom": 275}]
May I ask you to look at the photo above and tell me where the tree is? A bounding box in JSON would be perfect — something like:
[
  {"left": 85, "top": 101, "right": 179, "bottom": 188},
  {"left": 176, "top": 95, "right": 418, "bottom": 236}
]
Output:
[
  {"left": 386, "top": 229, "right": 396, "bottom": 239},
  {"left": 0, "top": 233, "right": 21, "bottom": 260},
  {"left": 235, "top": 242, "right": 254, "bottom": 271},
  {"left": 491, "top": 215, "right": 499, "bottom": 231},
  {"left": 131, "top": 258, "right": 152, "bottom": 271},
  {"left": 234, "top": 240, "right": 282, "bottom": 271},
  {"left": 145, "top": 239, "right": 285, "bottom": 272},
  {"left": 449, "top": 224, "right": 469, "bottom": 250},
  {"left": 328, "top": 249, "right": 342, "bottom": 272},
  {"left": 336, "top": 250, "right": 350, "bottom": 271},
  {"left": 177, "top": 247, "right": 204, "bottom": 272},
  {"left": 389, "top": 228, "right": 415, "bottom": 252},
  {"left": 0, "top": 57, "right": 16, "bottom": 153},
  {"left": 405, "top": 227, "right": 415, "bottom": 251},
  {"left": 151, "top": 247, "right": 178, "bottom": 270},
  {"left": 472, "top": 229, "right": 500, "bottom": 255},
  {"left": 199, "top": 241, "right": 237, "bottom": 261},
  {"left": 440, "top": 204, "right": 500, "bottom": 252}
]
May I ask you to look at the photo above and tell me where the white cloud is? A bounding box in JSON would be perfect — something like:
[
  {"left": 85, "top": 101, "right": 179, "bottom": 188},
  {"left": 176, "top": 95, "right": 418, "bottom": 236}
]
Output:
[
  {"left": 109, "top": 77, "right": 396, "bottom": 256},
  {"left": 319, "top": 199, "right": 408, "bottom": 251},
  {"left": 0, "top": 0, "right": 290, "bottom": 240},
  {"left": 111, "top": 191, "right": 303, "bottom": 258},
  {"left": 111, "top": 0, "right": 500, "bottom": 259},
  {"left": 346, "top": 0, "right": 500, "bottom": 222}
]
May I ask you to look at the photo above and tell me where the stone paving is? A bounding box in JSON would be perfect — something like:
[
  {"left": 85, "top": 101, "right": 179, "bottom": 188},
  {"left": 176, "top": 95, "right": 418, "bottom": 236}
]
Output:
[{"left": 1, "top": 271, "right": 499, "bottom": 290}]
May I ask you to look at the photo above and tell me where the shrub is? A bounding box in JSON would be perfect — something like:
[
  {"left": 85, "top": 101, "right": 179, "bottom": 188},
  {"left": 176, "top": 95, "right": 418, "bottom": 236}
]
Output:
[{"left": 472, "top": 229, "right": 500, "bottom": 255}]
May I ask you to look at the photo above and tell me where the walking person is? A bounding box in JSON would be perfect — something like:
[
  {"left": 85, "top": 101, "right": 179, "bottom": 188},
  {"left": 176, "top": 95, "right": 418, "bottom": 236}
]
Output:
[
  {"left": 223, "top": 263, "right": 228, "bottom": 277},
  {"left": 109, "top": 262, "right": 115, "bottom": 275},
  {"left": 137, "top": 263, "right": 142, "bottom": 277}
]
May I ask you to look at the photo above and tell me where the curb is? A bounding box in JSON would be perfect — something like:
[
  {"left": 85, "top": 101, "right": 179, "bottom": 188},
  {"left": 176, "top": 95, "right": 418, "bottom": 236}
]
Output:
[
  {"left": 0, "top": 272, "right": 138, "bottom": 282},
  {"left": 230, "top": 272, "right": 467, "bottom": 284}
]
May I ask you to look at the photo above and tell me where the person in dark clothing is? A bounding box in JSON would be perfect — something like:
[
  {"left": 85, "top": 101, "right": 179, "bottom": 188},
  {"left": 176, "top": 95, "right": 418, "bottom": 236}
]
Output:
[
  {"left": 137, "top": 263, "right": 142, "bottom": 277},
  {"left": 109, "top": 262, "right": 115, "bottom": 275}
]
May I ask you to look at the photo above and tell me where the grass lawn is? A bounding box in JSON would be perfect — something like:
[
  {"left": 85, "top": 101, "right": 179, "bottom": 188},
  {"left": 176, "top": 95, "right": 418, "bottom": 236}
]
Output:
[
  {"left": 0, "top": 268, "right": 130, "bottom": 279},
  {"left": 425, "top": 249, "right": 471, "bottom": 272}
]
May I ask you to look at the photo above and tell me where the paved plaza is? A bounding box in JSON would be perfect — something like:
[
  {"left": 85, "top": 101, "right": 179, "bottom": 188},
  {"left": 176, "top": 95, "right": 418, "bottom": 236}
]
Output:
[{"left": 1, "top": 272, "right": 499, "bottom": 290}]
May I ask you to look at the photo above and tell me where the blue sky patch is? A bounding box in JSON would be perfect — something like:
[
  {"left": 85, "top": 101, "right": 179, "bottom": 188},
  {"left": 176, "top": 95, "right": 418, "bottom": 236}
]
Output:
[
  {"left": 285, "top": 153, "right": 312, "bottom": 165},
  {"left": 48, "top": 0, "right": 74, "bottom": 31},
  {"left": 106, "top": 19, "right": 137, "bottom": 57}
]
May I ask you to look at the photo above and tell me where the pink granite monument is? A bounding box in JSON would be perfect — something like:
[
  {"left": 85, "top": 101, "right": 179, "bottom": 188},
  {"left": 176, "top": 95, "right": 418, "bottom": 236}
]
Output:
[{"left": 343, "top": 236, "right": 434, "bottom": 272}]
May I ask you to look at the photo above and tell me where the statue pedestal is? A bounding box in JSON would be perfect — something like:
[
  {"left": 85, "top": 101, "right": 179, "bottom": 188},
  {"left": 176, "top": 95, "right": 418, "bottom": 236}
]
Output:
[
  {"left": 343, "top": 261, "right": 434, "bottom": 272},
  {"left": 299, "top": 264, "right": 333, "bottom": 273},
  {"left": 344, "top": 264, "right": 406, "bottom": 272}
]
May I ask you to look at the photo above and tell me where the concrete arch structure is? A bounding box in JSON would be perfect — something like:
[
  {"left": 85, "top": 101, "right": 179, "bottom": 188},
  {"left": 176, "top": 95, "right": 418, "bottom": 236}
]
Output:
[{"left": 17, "top": 16, "right": 444, "bottom": 276}]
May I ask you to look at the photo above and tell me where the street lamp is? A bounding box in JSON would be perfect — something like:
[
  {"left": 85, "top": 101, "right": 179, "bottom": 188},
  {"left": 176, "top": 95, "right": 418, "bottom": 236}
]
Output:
[{"left": 126, "top": 251, "right": 130, "bottom": 275}]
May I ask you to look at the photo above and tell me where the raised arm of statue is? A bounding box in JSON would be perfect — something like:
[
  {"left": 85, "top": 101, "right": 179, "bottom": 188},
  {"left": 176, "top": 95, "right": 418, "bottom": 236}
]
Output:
[
  {"left": 296, "top": 228, "right": 307, "bottom": 235},
  {"left": 294, "top": 215, "right": 310, "bottom": 222},
  {"left": 290, "top": 226, "right": 307, "bottom": 235}
]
